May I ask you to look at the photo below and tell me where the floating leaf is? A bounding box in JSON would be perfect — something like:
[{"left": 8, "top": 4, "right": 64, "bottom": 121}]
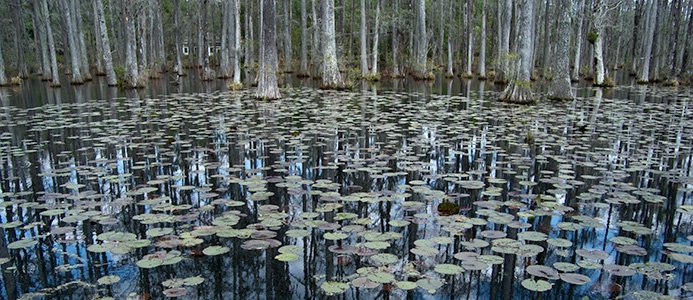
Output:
[
  {"left": 183, "top": 276, "right": 205, "bottom": 286},
  {"left": 320, "top": 281, "right": 350, "bottom": 295},
  {"left": 521, "top": 279, "right": 552, "bottom": 292},
  {"left": 97, "top": 275, "right": 120, "bottom": 285},
  {"left": 367, "top": 271, "right": 395, "bottom": 283},
  {"left": 275, "top": 253, "right": 299, "bottom": 262},
  {"left": 202, "top": 245, "right": 230, "bottom": 256},
  {"left": 560, "top": 273, "right": 591, "bottom": 285},
  {"left": 434, "top": 263, "right": 465, "bottom": 275},
  {"left": 8, "top": 239, "right": 38, "bottom": 250}
]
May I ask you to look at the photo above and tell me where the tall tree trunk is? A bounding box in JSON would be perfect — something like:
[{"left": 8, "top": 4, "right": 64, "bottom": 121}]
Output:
[
  {"left": 299, "top": 0, "right": 309, "bottom": 76},
  {"left": 541, "top": 0, "right": 551, "bottom": 77},
  {"left": 495, "top": 0, "right": 511, "bottom": 83},
  {"left": 680, "top": 1, "right": 693, "bottom": 76},
  {"left": 321, "top": 0, "right": 345, "bottom": 88},
  {"left": 201, "top": 0, "right": 214, "bottom": 80},
  {"left": 465, "top": 0, "right": 474, "bottom": 77},
  {"left": 256, "top": 0, "right": 281, "bottom": 99},
  {"left": 0, "top": 38, "right": 7, "bottom": 86},
  {"left": 33, "top": 0, "right": 51, "bottom": 80},
  {"left": 478, "top": 0, "right": 486, "bottom": 79},
  {"left": 94, "top": 0, "right": 117, "bottom": 86},
  {"left": 283, "top": 0, "right": 292, "bottom": 71},
  {"left": 638, "top": 0, "right": 657, "bottom": 83},
  {"left": 500, "top": 0, "right": 533, "bottom": 103},
  {"left": 548, "top": 0, "right": 573, "bottom": 100},
  {"left": 93, "top": 0, "right": 105, "bottom": 75},
  {"left": 631, "top": 0, "right": 644, "bottom": 73},
  {"left": 137, "top": 2, "right": 149, "bottom": 79},
  {"left": 197, "top": 2, "right": 204, "bottom": 68},
  {"left": 232, "top": 0, "right": 242, "bottom": 85},
  {"left": 61, "top": 0, "right": 84, "bottom": 84},
  {"left": 371, "top": 0, "right": 380, "bottom": 77},
  {"left": 311, "top": 0, "right": 321, "bottom": 77},
  {"left": 438, "top": 0, "right": 444, "bottom": 65},
  {"left": 413, "top": 0, "right": 428, "bottom": 79},
  {"left": 11, "top": 0, "right": 29, "bottom": 78},
  {"left": 572, "top": 0, "right": 585, "bottom": 81},
  {"left": 173, "top": 0, "right": 184, "bottom": 75},
  {"left": 591, "top": 0, "right": 608, "bottom": 86},
  {"left": 359, "top": 0, "right": 368, "bottom": 77},
  {"left": 124, "top": 0, "right": 139, "bottom": 88},
  {"left": 220, "top": 0, "right": 232, "bottom": 78},
  {"left": 151, "top": 0, "right": 165, "bottom": 74},
  {"left": 41, "top": 0, "right": 60, "bottom": 86},
  {"left": 391, "top": 0, "right": 400, "bottom": 77},
  {"left": 667, "top": 0, "right": 681, "bottom": 79},
  {"left": 72, "top": 0, "right": 92, "bottom": 81}
]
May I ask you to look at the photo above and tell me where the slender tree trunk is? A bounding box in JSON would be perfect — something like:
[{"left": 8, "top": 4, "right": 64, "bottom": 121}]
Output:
[
  {"left": 495, "top": 0, "right": 512, "bottom": 83},
  {"left": 233, "top": 0, "right": 242, "bottom": 85},
  {"left": 500, "top": 0, "right": 533, "bottom": 103},
  {"left": 391, "top": 0, "right": 400, "bottom": 77},
  {"left": 93, "top": 0, "right": 105, "bottom": 75},
  {"left": 256, "top": 0, "right": 281, "bottom": 99},
  {"left": 33, "top": 0, "right": 51, "bottom": 80},
  {"left": 572, "top": 0, "right": 585, "bottom": 81},
  {"left": 173, "top": 0, "right": 184, "bottom": 75},
  {"left": 478, "top": 0, "right": 486, "bottom": 79},
  {"left": 283, "top": 0, "right": 292, "bottom": 71},
  {"left": 201, "top": 0, "right": 214, "bottom": 80},
  {"left": 548, "top": 0, "right": 573, "bottom": 100},
  {"left": 151, "top": 0, "right": 165, "bottom": 74},
  {"left": 631, "top": 0, "right": 644, "bottom": 73},
  {"left": 667, "top": 0, "right": 681, "bottom": 79},
  {"left": 413, "top": 0, "right": 428, "bottom": 79},
  {"left": 299, "top": 0, "right": 309, "bottom": 76},
  {"left": 197, "top": 2, "right": 204, "bottom": 68},
  {"left": 41, "top": 0, "right": 60, "bottom": 86},
  {"left": 72, "top": 0, "right": 91, "bottom": 81},
  {"left": 321, "top": 0, "right": 345, "bottom": 88},
  {"left": 465, "top": 0, "right": 474, "bottom": 77},
  {"left": 220, "top": 0, "right": 232, "bottom": 78},
  {"left": 61, "top": 0, "right": 84, "bottom": 84},
  {"left": 541, "top": 0, "right": 551, "bottom": 77},
  {"left": 124, "top": 0, "right": 139, "bottom": 88},
  {"left": 359, "top": 0, "right": 368, "bottom": 77},
  {"left": 638, "top": 0, "right": 657, "bottom": 83},
  {"left": 651, "top": 0, "right": 665, "bottom": 82},
  {"left": 0, "top": 38, "right": 7, "bottom": 86},
  {"left": 371, "top": 0, "right": 380, "bottom": 77},
  {"left": 680, "top": 2, "right": 693, "bottom": 77},
  {"left": 94, "top": 0, "right": 116, "bottom": 86},
  {"left": 11, "top": 0, "right": 29, "bottom": 78},
  {"left": 137, "top": 2, "right": 149, "bottom": 79},
  {"left": 311, "top": 0, "right": 321, "bottom": 77}
]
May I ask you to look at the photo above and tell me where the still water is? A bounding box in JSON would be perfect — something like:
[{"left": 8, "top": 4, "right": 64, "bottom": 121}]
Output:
[{"left": 0, "top": 72, "right": 691, "bottom": 300}]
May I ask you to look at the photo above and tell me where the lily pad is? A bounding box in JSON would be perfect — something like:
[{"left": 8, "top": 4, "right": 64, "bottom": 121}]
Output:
[
  {"left": 202, "top": 245, "right": 230, "bottom": 256},
  {"left": 521, "top": 278, "right": 552, "bottom": 292}
]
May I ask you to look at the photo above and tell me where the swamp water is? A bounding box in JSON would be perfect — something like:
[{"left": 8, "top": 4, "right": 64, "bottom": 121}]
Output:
[{"left": 0, "top": 76, "right": 692, "bottom": 300}]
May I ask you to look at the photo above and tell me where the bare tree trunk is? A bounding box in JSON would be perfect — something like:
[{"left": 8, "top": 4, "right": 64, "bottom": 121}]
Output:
[
  {"left": 61, "top": 0, "right": 84, "bottom": 84},
  {"left": 197, "top": 2, "right": 204, "bottom": 68},
  {"left": 667, "top": 0, "right": 681, "bottom": 79},
  {"left": 638, "top": 0, "right": 657, "bottom": 83},
  {"left": 391, "top": 0, "right": 401, "bottom": 77},
  {"left": 465, "top": 1, "right": 474, "bottom": 77},
  {"left": 359, "top": 0, "right": 368, "bottom": 77},
  {"left": 0, "top": 38, "right": 7, "bottom": 86},
  {"left": 631, "top": 0, "right": 644, "bottom": 73},
  {"left": 256, "top": 0, "right": 281, "bottom": 99},
  {"left": 41, "top": 0, "right": 60, "bottom": 86},
  {"left": 137, "top": 3, "right": 149, "bottom": 80},
  {"left": 541, "top": 0, "right": 551, "bottom": 77},
  {"left": 124, "top": 0, "right": 139, "bottom": 88},
  {"left": 439, "top": 0, "right": 444, "bottom": 65},
  {"left": 72, "top": 0, "right": 92, "bottom": 81},
  {"left": 232, "top": 0, "right": 242, "bottom": 85},
  {"left": 33, "top": 0, "right": 51, "bottom": 80},
  {"left": 312, "top": 0, "right": 321, "bottom": 77},
  {"left": 201, "top": 0, "right": 215, "bottom": 80},
  {"left": 220, "top": 0, "right": 232, "bottom": 78},
  {"left": 413, "top": 0, "right": 429, "bottom": 79},
  {"left": 680, "top": 1, "right": 693, "bottom": 77},
  {"left": 495, "top": 0, "right": 511, "bottom": 83},
  {"left": 500, "top": 0, "right": 533, "bottom": 103},
  {"left": 548, "top": 0, "right": 574, "bottom": 100},
  {"left": 478, "top": 0, "right": 486, "bottom": 79},
  {"left": 173, "top": 0, "right": 184, "bottom": 75},
  {"left": 151, "top": 0, "right": 165, "bottom": 74},
  {"left": 299, "top": 0, "right": 309, "bottom": 76},
  {"left": 94, "top": 0, "right": 117, "bottom": 86},
  {"left": 283, "top": 0, "right": 292, "bottom": 71},
  {"left": 572, "top": 0, "right": 585, "bottom": 81},
  {"left": 321, "top": 0, "right": 345, "bottom": 88},
  {"left": 371, "top": 0, "right": 380, "bottom": 77},
  {"left": 93, "top": 0, "right": 105, "bottom": 75},
  {"left": 11, "top": 0, "right": 29, "bottom": 78}
]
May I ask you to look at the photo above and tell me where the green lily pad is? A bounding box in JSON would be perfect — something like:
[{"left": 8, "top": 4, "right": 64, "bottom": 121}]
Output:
[
  {"left": 416, "top": 277, "right": 444, "bottom": 294},
  {"left": 364, "top": 241, "right": 390, "bottom": 250},
  {"left": 285, "top": 229, "right": 311, "bottom": 238},
  {"left": 324, "top": 232, "right": 348, "bottom": 240},
  {"left": 275, "top": 253, "right": 299, "bottom": 262},
  {"left": 97, "top": 275, "right": 121, "bottom": 285},
  {"left": 183, "top": 276, "right": 205, "bottom": 286},
  {"left": 434, "top": 263, "right": 465, "bottom": 275},
  {"left": 202, "top": 245, "right": 230, "bottom": 256},
  {"left": 521, "top": 278, "right": 552, "bottom": 292},
  {"left": 371, "top": 253, "right": 399, "bottom": 266},
  {"left": 8, "top": 239, "right": 38, "bottom": 250},
  {"left": 367, "top": 271, "right": 395, "bottom": 283},
  {"left": 560, "top": 273, "right": 591, "bottom": 285},
  {"left": 136, "top": 257, "right": 163, "bottom": 269},
  {"left": 395, "top": 281, "right": 417, "bottom": 290},
  {"left": 668, "top": 253, "right": 693, "bottom": 263},
  {"left": 320, "top": 281, "right": 350, "bottom": 295},
  {"left": 146, "top": 227, "right": 174, "bottom": 237}
]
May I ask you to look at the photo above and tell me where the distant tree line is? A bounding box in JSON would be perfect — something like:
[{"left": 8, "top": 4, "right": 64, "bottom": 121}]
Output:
[{"left": 0, "top": 0, "right": 691, "bottom": 101}]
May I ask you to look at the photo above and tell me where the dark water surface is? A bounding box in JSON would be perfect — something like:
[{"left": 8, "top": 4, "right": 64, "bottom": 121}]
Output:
[{"left": 0, "top": 73, "right": 692, "bottom": 300}]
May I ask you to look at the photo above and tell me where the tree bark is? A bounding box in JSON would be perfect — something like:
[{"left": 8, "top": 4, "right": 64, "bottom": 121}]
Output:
[
  {"left": 72, "top": 0, "right": 91, "bottom": 81},
  {"left": 413, "top": 0, "right": 428, "bottom": 79},
  {"left": 311, "top": 0, "right": 320, "bottom": 76},
  {"left": 151, "top": 0, "right": 165, "bottom": 74},
  {"left": 495, "top": 0, "right": 512, "bottom": 83},
  {"left": 359, "top": 0, "right": 368, "bottom": 77},
  {"left": 0, "top": 38, "right": 7, "bottom": 86},
  {"left": 667, "top": 0, "right": 681, "bottom": 79},
  {"left": 92, "top": 0, "right": 105, "bottom": 75},
  {"left": 391, "top": 0, "right": 400, "bottom": 77},
  {"left": 299, "top": 0, "right": 309, "bottom": 76},
  {"left": 371, "top": 0, "right": 380, "bottom": 77},
  {"left": 500, "top": 0, "right": 533, "bottom": 103},
  {"left": 137, "top": 2, "right": 149, "bottom": 79},
  {"left": 11, "top": 0, "right": 29, "bottom": 78},
  {"left": 255, "top": 0, "right": 281, "bottom": 99},
  {"left": 33, "top": 0, "right": 51, "bottom": 81},
  {"left": 41, "top": 0, "right": 60, "bottom": 86},
  {"left": 94, "top": 0, "right": 117, "bottom": 86},
  {"left": 220, "top": 0, "right": 232, "bottom": 78},
  {"left": 283, "top": 0, "right": 292, "bottom": 71},
  {"left": 232, "top": 0, "right": 242, "bottom": 85},
  {"left": 321, "top": 0, "right": 345, "bottom": 88},
  {"left": 124, "top": 0, "right": 139, "bottom": 88},
  {"left": 541, "top": 0, "right": 551, "bottom": 77},
  {"left": 201, "top": 0, "right": 215, "bottom": 80},
  {"left": 465, "top": 0, "right": 474, "bottom": 77},
  {"left": 680, "top": 1, "right": 693, "bottom": 76},
  {"left": 173, "top": 0, "right": 184, "bottom": 75},
  {"left": 638, "top": 0, "right": 657, "bottom": 83},
  {"left": 61, "top": 0, "right": 84, "bottom": 84},
  {"left": 478, "top": 0, "right": 486, "bottom": 78},
  {"left": 548, "top": 0, "right": 574, "bottom": 100},
  {"left": 572, "top": 0, "right": 585, "bottom": 81}
]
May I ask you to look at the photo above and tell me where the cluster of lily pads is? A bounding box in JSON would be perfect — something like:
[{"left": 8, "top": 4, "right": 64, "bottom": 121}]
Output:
[{"left": 0, "top": 86, "right": 691, "bottom": 299}]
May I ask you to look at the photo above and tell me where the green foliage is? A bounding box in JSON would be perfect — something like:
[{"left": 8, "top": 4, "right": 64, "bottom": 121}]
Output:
[{"left": 587, "top": 31, "right": 599, "bottom": 44}]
